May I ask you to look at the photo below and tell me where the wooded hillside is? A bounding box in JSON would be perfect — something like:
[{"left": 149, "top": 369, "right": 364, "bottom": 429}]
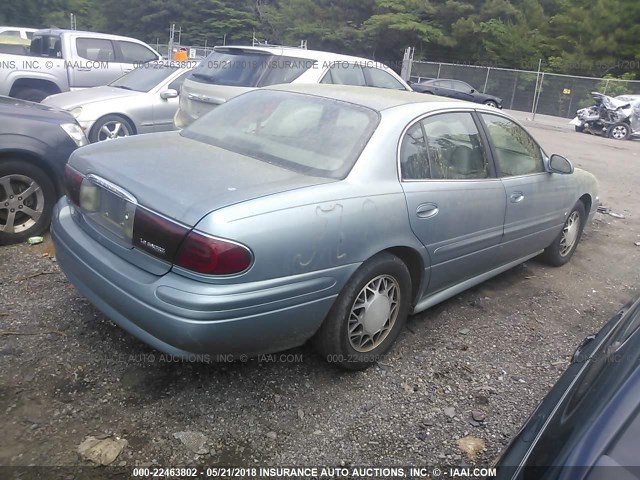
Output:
[{"left": 2, "top": 0, "right": 638, "bottom": 77}]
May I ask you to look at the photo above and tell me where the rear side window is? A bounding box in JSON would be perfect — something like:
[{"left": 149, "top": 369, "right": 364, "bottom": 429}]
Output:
[
  {"left": 321, "top": 63, "right": 366, "bottom": 86},
  {"left": 117, "top": 41, "right": 157, "bottom": 63},
  {"left": 30, "top": 35, "right": 62, "bottom": 57},
  {"left": 2, "top": 30, "right": 20, "bottom": 37},
  {"left": 364, "top": 67, "right": 406, "bottom": 90},
  {"left": 400, "top": 113, "right": 490, "bottom": 180},
  {"left": 258, "top": 57, "right": 316, "bottom": 86},
  {"left": 76, "top": 38, "right": 115, "bottom": 62}
]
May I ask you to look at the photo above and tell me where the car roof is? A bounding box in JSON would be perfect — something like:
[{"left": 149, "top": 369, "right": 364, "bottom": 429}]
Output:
[
  {"left": 33, "top": 28, "right": 151, "bottom": 43},
  {"left": 264, "top": 83, "right": 465, "bottom": 111},
  {"left": 214, "top": 45, "right": 395, "bottom": 69}
]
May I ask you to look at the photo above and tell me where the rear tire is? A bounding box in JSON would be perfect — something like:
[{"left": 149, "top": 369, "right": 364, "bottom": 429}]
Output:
[
  {"left": 575, "top": 125, "right": 585, "bottom": 133},
  {"left": 484, "top": 100, "right": 499, "bottom": 108},
  {"left": 540, "top": 201, "right": 586, "bottom": 267},
  {"left": 0, "top": 160, "right": 56, "bottom": 245},
  {"left": 312, "top": 252, "right": 412, "bottom": 370}
]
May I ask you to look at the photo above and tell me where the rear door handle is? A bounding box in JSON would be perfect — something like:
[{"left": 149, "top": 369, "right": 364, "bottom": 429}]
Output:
[
  {"left": 510, "top": 192, "right": 525, "bottom": 203},
  {"left": 416, "top": 203, "right": 439, "bottom": 219}
]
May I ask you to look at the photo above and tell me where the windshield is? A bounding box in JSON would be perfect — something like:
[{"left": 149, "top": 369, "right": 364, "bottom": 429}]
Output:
[
  {"left": 181, "top": 89, "right": 379, "bottom": 179},
  {"left": 189, "top": 49, "right": 315, "bottom": 87},
  {"left": 109, "top": 64, "right": 179, "bottom": 92}
]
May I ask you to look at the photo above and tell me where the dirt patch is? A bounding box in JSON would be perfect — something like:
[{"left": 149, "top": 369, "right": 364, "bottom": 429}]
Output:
[{"left": 1, "top": 122, "right": 639, "bottom": 469}]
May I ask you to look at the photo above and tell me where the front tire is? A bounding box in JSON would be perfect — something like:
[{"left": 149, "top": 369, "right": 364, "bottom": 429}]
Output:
[
  {"left": 608, "top": 122, "right": 631, "bottom": 140},
  {"left": 575, "top": 125, "right": 585, "bottom": 133},
  {"left": 89, "top": 115, "right": 135, "bottom": 143},
  {"left": 313, "top": 252, "right": 412, "bottom": 370},
  {"left": 540, "top": 201, "right": 586, "bottom": 266},
  {"left": 0, "top": 160, "right": 56, "bottom": 245},
  {"left": 13, "top": 88, "right": 50, "bottom": 103}
]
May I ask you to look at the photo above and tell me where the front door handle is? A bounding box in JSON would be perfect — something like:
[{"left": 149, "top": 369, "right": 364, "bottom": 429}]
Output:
[
  {"left": 416, "top": 203, "right": 439, "bottom": 219},
  {"left": 510, "top": 192, "right": 525, "bottom": 203}
]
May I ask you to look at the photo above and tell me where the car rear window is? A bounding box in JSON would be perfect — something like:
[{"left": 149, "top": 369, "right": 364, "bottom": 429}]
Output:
[
  {"left": 189, "top": 49, "right": 314, "bottom": 87},
  {"left": 181, "top": 89, "right": 379, "bottom": 179}
]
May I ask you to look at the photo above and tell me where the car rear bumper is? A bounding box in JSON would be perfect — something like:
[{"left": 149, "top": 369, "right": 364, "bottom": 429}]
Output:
[{"left": 51, "top": 198, "right": 358, "bottom": 357}]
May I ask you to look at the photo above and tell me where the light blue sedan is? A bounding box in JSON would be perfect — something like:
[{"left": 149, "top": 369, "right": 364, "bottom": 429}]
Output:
[{"left": 51, "top": 84, "right": 599, "bottom": 369}]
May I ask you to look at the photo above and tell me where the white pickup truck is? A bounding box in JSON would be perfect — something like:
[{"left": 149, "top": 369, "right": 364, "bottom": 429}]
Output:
[{"left": 0, "top": 29, "right": 162, "bottom": 102}]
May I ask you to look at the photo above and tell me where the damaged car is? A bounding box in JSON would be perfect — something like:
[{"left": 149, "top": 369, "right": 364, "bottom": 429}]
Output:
[
  {"left": 52, "top": 85, "right": 598, "bottom": 370},
  {"left": 570, "top": 92, "right": 640, "bottom": 140}
]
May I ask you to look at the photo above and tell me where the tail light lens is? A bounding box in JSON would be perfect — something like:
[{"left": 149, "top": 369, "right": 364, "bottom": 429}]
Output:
[
  {"left": 175, "top": 231, "right": 253, "bottom": 275},
  {"left": 64, "top": 164, "right": 84, "bottom": 205},
  {"left": 132, "top": 207, "right": 189, "bottom": 261},
  {"left": 132, "top": 208, "right": 253, "bottom": 275}
]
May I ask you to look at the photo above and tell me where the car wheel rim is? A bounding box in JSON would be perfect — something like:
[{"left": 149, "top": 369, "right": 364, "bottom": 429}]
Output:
[
  {"left": 98, "top": 121, "right": 131, "bottom": 141},
  {"left": 559, "top": 211, "right": 580, "bottom": 257},
  {"left": 0, "top": 174, "right": 44, "bottom": 234},
  {"left": 611, "top": 125, "right": 627, "bottom": 139},
  {"left": 487, "top": 101, "right": 497, "bottom": 108},
  {"left": 348, "top": 274, "right": 400, "bottom": 353}
]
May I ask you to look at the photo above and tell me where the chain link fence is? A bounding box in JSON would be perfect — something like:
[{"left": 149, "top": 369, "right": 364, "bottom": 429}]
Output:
[
  {"left": 408, "top": 60, "right": 640, "bottom": 118},
  {"left": 154, "top": 43, "right": 215, "bottom": 60}
]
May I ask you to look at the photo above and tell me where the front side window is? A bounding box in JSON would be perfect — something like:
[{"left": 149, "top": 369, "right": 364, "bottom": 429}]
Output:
[
  {"left": 481, "top": 114, "right": 544, "bottom": 176},
  {"left": 182, "top": 90, "right": 379, "bottom": 179},
  {"left": 321, "top": 63, "right": 366, "bottom": 86},
  {"left": 76, "top": 38, "right": 115, "bottom": 62},
  {"left": 118, "top": 41, "right": 157, "bottom": 63},
  {"left": 400, "top": 112, "right": 490, "bottom": 180}
]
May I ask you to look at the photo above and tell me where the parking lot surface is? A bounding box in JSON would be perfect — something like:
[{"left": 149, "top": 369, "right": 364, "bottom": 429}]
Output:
[{"left": 1, "top": 116, "right": 639, "bottom": 469}]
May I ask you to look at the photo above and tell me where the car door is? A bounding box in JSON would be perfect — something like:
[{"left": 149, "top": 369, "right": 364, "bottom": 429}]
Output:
[
  {"left": 451, "top": 81, "right": 476, "bottom": 102},
  {"left": 70, "top": 37, "right": 122, "bottom": 87},
  {"left": 479, "top": 112, "right": 574, "bottom": 260},
  {"left": 399, "top": 111, "right": 507, "bottom": 294},
  {"left": 114, "top": 40, "right": 160, "bottom": 77},
  {"left": 152, "top": 70, "right": 191, "bottom": 132},
  {"left": 431, "top": 80, "right": 456, "bottom": 98}
]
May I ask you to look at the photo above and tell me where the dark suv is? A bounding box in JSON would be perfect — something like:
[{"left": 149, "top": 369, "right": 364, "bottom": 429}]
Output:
[{"left": 0, "top": 96, "right": 87, "bottom": 244}]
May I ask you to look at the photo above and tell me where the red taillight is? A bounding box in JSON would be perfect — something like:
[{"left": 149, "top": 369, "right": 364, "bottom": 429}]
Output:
[
  {"left": 175, "top": 231, "right": 253, "bottom": 275},
  {"left": 132, "top": 207, "right": 189, "bottom": 261},
  {"left": 64, "top": 164, "right": 83, "bottom": 205}
]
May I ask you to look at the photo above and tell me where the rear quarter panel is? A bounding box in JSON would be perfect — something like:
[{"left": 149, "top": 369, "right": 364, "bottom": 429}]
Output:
[{"left": 193, "top": 120, "right": 429, "bottom": 286}]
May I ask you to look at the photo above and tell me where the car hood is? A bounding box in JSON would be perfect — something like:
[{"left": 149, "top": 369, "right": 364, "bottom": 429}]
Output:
[
  {"left": 0, "top": 95, "right": 75, "bottom": 124},
  {"left": 43, "top": 86, "right": 141, "bottom": 109},
  {"left": 68, "top": 132, "right": 335, "bottom": 226}
]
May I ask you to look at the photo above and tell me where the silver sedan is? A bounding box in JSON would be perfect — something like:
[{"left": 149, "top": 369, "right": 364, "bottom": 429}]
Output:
[
  {"left": 51, "top": 84, "right": 599, "bottom": 370},
  {"left": 43, "top": 61, "right": 196, "bottom": 142}
]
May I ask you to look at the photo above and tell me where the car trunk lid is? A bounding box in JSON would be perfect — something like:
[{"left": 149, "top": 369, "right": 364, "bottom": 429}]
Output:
[{"left": 66, "top": 132, "right": 334, "bottom": 273}]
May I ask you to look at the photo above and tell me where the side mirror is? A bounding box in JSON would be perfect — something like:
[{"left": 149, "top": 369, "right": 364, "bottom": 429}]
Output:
[
  {"left": 548, "top": 154, "right": 574, "bottom": 174},
  {"left": 160, "top": 89, "right": 178, "bottom": 100},
  {"left": 470, "top": 89, "right": 475, "bottom": 93}
]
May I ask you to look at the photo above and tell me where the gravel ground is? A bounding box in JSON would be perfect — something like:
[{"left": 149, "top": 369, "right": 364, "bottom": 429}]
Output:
[{"left": 1, "top": 118, "right": 639, "bottom": 474}]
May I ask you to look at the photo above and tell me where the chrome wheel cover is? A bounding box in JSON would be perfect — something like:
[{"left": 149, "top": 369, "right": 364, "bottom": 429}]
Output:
[
  {"left": 0, "top": 174, "right": 44, "bottom": 234},
  {"left": 97, "top": 120, "right": 131, "bottom": 141},
  {"left": 559, "top": 211, "right": 580, "bottom": 257},
  {"left": 348, "top": 274, "right": 400, "bottom": 352}
]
